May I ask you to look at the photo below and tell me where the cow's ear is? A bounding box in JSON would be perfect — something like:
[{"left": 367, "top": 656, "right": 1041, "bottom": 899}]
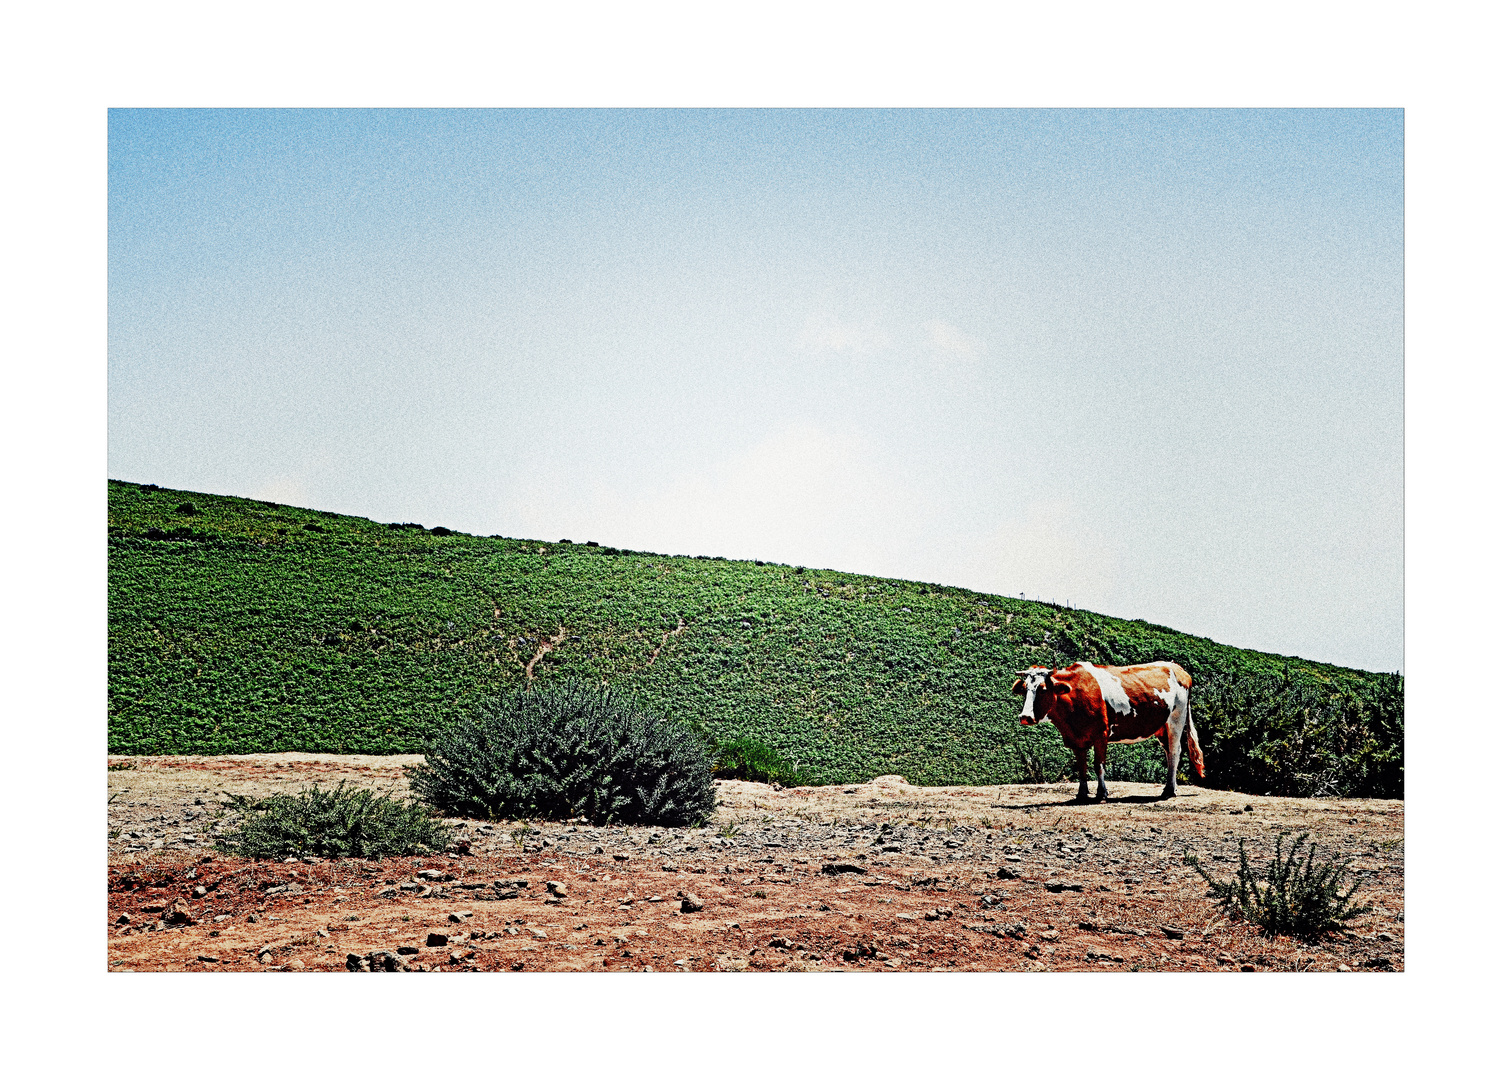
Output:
[
  {"left": 1051, "top": 680, "right": 1074, "bottom": 694},
  {"left": 1011, "top": 679, "right": 1025, "bottom": 694}
]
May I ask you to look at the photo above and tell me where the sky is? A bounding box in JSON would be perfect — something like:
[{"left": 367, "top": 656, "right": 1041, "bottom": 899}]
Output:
[{"left": 108, "top": 109, "right": 1403, "bottom": 672}]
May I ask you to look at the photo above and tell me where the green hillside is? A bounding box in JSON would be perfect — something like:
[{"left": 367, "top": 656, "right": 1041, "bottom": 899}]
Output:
[{"left": 107, "top": 480, "right": 1403, "bottom": 797}]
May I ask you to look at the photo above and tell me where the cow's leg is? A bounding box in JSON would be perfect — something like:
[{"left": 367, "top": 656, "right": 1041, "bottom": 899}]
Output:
[
  {"left": 1094, "top": 739, "right": 1110, "bottom": 802},
  {"left": 1074, "top": 746, "right": 1090, "bottom": 802},
  {"left": 1161, "top": 715, "right": 1184, "bottom": 799}
]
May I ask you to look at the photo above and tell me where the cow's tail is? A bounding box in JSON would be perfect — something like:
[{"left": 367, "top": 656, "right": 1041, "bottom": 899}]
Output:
[{"left": 1183, "top": 707, "right": 1206, "bottom": 780}]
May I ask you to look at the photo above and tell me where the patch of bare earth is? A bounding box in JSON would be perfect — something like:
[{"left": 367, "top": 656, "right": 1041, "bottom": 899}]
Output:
[{"left": 107, "top": 756, "right": 1403, "bottom": 973}]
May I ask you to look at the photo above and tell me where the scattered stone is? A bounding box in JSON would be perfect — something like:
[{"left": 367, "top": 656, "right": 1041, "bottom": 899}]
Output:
[
  {"left": 426, "top": 932, "right": 450, "bottom": 947},
  {"left": 681, "top": 894, "right": 704, "bottom": 913},
  {"left": 546, "top": 881, "right": 568, "bottom": 898},
  {"left": 367, "top": 950, "right": 401, "bottom": 972},
  {"left": 770, "top": 937, "right": 794, "bottom": 950},
  {"left": 447, "top": 911, "right": 474, "bottom": 923},
  {"left": 397, "top": 946, "right": 419, "bottom": 955},
  {"left": 162, "top": 899, "right": 194, "bottom": 926},
  {"left": 996, "top": 867, "right": 1019, "bottom": 880},
  {"left": 417, "top": 869, "right": 445, "bottom": 881},
  {"left": 822, "top": 863, "right": 866, "bottom": 875},
  {"left": 1039, "top": 930, "right": 1060, "bottom": 942}
]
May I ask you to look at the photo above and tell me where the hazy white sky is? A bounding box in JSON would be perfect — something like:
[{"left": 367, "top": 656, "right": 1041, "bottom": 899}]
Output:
[{"left": 109, "top": 109, "right": 1403, "bottom": 671}]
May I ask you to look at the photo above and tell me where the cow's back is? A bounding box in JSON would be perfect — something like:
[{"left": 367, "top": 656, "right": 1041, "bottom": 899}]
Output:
[{"left": 1086, "top": 661, "right": 1189, "bottom": 743}]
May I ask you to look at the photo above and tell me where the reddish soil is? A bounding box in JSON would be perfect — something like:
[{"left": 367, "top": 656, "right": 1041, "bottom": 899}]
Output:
[{"left": 107, "top": 755, "right": 1404, "bottom": 973}]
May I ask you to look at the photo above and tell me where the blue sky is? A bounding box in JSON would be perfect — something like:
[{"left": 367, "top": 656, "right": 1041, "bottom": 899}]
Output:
[{"left": 109, "top": 109, "right": 1403, "bottom": 671}]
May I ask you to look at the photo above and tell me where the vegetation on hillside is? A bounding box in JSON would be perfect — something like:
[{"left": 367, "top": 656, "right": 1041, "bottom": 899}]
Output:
[{"left": 107, "top": 480, "right": 1403, "bottom": 796}]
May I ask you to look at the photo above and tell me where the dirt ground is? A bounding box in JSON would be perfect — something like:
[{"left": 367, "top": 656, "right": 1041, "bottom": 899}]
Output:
[{"left": 107, "top": 754, "right": 1404, "bottom": 973}]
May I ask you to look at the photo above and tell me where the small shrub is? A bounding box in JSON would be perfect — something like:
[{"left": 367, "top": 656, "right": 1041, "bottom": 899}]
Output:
[
  {"left": 175, "top": 501, "right": 199, "bottom": 515},
  {"left": 1184, "top": 831, "right": 1369, "bottom": 940},
  {"left": 711, "top": 737, "right": 813, "bottom": 787},
  {"left": 215, "top": 782, "right": 450, "bottom": 860},
  {"left": 407, "top": 680, "right": 716, "bottom": 827}
]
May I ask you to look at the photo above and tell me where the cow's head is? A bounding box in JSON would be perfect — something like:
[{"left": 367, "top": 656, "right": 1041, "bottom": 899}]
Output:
[{"left": 1011, "top": 667, "right": 1071, "bottom": 724}]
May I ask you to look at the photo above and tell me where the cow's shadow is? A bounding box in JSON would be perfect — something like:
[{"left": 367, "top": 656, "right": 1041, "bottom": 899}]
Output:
[{"left": 991, "top": 792, "right": 1189, "bottom": 810}]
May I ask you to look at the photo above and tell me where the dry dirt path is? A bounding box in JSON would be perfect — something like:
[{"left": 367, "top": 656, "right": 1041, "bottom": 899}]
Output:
[{"left": 107, "top": 755, "right": 1404, "bottom": 973}]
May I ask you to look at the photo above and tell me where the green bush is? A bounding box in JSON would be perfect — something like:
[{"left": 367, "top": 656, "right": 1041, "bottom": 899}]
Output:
[
  {"left": 712, "top": 737, "right": 813, "bottom": 787},
  {"left": 1183, "top": 831, "right": 1370, "bottom": 940},
  {"left": 407, "top": 680, "right": 716, "bottom": 826},
  {"left": 215, "top": 782, "right": 451, "bottom": 860},
  {"left": 1192, "top": 671, "right": 1403, "bottom": 798}
]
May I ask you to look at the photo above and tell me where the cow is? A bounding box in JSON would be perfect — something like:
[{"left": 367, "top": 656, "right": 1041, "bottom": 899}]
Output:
[{"left": 1011, "top": 661, "right": 1206, "bottom": 802}]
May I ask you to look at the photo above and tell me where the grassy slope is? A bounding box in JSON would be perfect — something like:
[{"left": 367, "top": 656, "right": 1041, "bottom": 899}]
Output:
[{"left": 108, "top": 480, "right": 1389, "bottom": 787}]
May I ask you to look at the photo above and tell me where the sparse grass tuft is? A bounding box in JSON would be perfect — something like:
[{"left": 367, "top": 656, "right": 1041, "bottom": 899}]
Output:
[
  {"left": 711, "top": 737, "right": 813, "bottom": 787},
  {"left": 1184, "top": 830, "right": 1370, "bottom": 940},
  {"left": 215, "top": 782, "right": 450, "bottom": 860}
]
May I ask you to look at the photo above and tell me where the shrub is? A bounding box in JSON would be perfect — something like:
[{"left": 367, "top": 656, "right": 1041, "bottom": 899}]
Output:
[
  {"left": 1192, "top": 671, "right": 1403, "bottom": 798},
  {"left": 1183, "top": 831, "right": 1370, "bottom": 940},
  {"left": 215, "top": 782, "right": 450, "bottom": 859},
  {"left": 407, "top": 680, "right": 716, "bottom": 826},
  {"left": 711, "top": 737, "right": 813, "bottom": 787}
]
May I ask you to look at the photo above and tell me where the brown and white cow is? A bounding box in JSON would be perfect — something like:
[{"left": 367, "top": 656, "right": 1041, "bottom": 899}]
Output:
[{"left": 1012, "top": 661, "right": 1206, "bottom": 801}]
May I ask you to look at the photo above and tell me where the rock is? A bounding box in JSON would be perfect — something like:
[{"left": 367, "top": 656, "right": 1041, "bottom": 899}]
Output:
[
  {"left": 397, "top": 946, "right": 419, "bottom": 955},
  {"left": 192, "top": 885, "right": 208, "bottom": 898},
  {"left": 447, "top": 911, "right": 474, "bottom": 923},
  {"left": 822, "top": 863, "right": 867, "bottom": 875},
  {"left": 1044, "top": 882, "right": 1083, "bottom": 893},
  {"left": 681, "top": 894, "right": 704, "bottom": 913},
  {"left": 1086, "top": 946, "right": 1114, "bottom": 961},
  {"left": 195, "top": 955, "right": 220, "bottom": 964},
  {"left": 367, "top": 950, "right": 401, "bottom": 972},
  {"left": 246, "top": 914, "right": 258, "bottom": 924},
  {"left": 316, "top": 929, "right": 329, "bottom": 938},
  {"left": 546, "top": 881, "right": 568, "bottom": 897},
  {"left": 162, "top": 899, "right": 194, "bottom": 926},
  {"left": 613, "top": 853, "right": 629, "bottom": 861},
  {"left": 287, "top": 960, "right": 305, "bottom": 971},
  {"left": 115, "top": 913, "right": 131, "bottom": 925},
  {"left": 426, "top": 932, "right": 450, "bottom": 947},
  {"left": 1159, "top": 925, "right": 1186, "bottom": 939},
  {"left": 1039, "top": 930, "right": 1060, "bottom": 942},
  {"left": 996, "top": 867, "right": 1019, "bottom": 879},
  {"left": 1240, "top": 963, "right": 1256, "bottom": 972},
  {"left": 376, "top": 887, "right": 398, "bottom": 899},
  {"left": 346, "top": 953, "right": 368, "bottom": 971},
  {"left": 417, "top": 869, "right": 445, "bottom": 881}
]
